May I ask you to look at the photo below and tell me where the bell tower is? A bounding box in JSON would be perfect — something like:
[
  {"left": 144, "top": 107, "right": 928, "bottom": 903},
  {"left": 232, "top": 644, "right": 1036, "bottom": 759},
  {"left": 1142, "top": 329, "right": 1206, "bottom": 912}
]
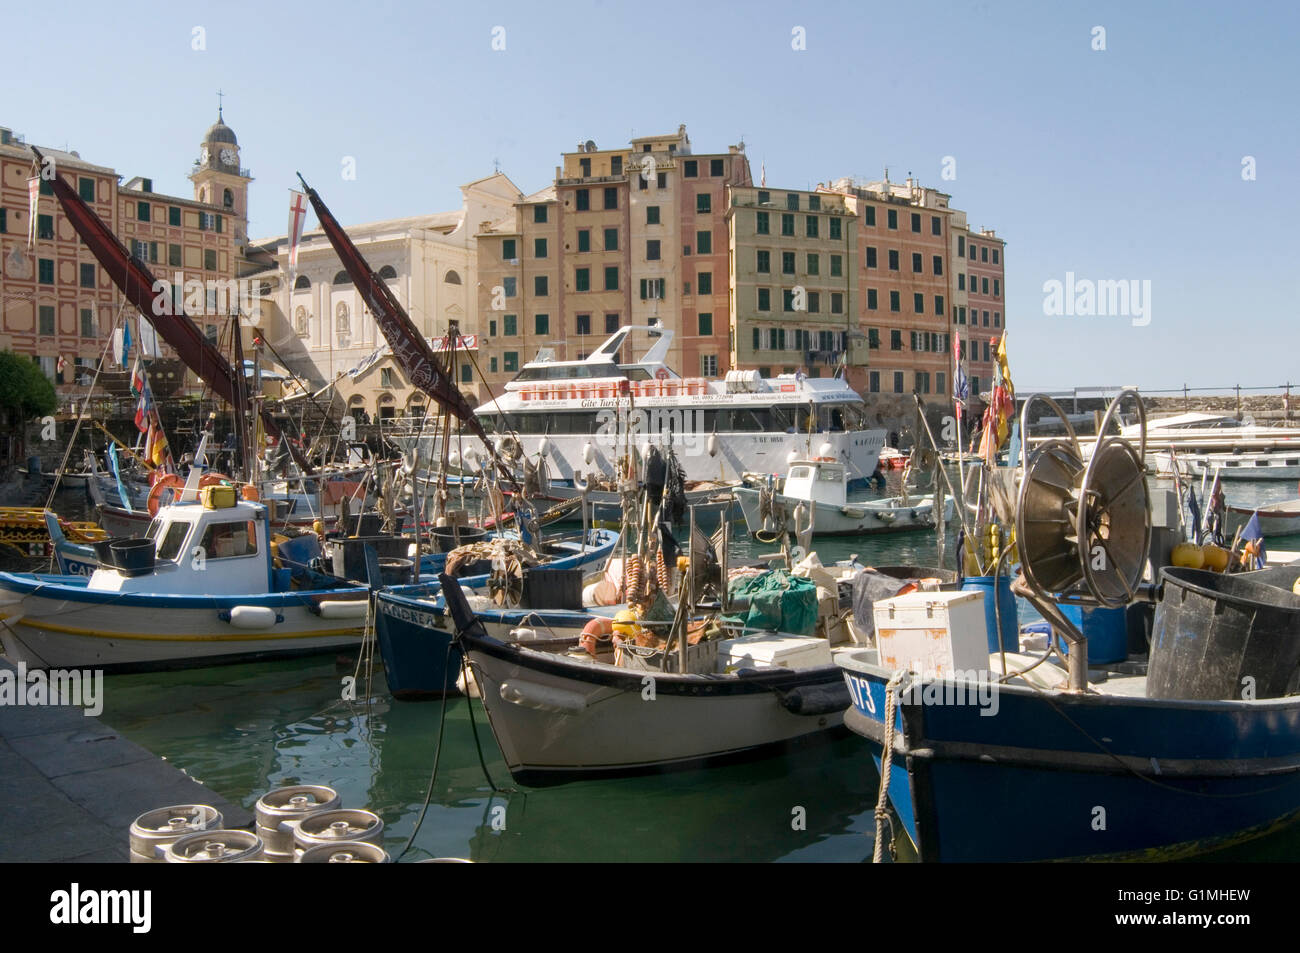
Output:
[{"left": 190, "top": 100, "right": 253, "bottom": 245}]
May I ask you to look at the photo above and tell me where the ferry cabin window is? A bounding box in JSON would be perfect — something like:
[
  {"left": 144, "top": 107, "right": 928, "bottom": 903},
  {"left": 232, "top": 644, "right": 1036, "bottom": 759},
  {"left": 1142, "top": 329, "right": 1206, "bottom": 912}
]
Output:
[
  {"left": 198, "top": 521, "right": 259, "bottom": 559},
  {"left": 145, "top": 519, "right": 163, "bottom": 540},
  {"left": 156, "top": 522, "right": 190, "bottom": 562}
]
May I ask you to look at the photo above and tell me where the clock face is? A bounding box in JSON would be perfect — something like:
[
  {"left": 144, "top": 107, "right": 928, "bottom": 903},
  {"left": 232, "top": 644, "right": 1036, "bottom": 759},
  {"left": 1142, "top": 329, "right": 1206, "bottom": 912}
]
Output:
[
  {"left": 220, "top": 148, "right": 236, "bottom": 166},
  {"left": 200, "top": 146, "right": 209, "bottom": 164}
]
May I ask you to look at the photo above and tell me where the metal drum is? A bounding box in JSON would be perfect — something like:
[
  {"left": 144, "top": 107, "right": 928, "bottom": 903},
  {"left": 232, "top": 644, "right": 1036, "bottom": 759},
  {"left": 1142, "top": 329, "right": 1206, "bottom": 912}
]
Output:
[
  {"left": 255, "top": 785, "right": 341, "bottom": 862},
  {"left": 164, "top": 830, "right": 264, "bottom": 863},
  {"left": 293, "top": 809, "right": 384, "bottom": 852},
  {"left": 297, "top": 842, "right": 391, "bottom": 864},
  {"left": 128, "top": 805, "right": 224, "bottom": 863}
]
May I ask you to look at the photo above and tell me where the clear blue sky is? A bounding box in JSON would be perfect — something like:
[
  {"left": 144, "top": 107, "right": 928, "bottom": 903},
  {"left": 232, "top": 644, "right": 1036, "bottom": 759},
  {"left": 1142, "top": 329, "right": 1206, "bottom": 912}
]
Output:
[{"left": 10, "top": 0, "right": 1298, "bottom": 392}]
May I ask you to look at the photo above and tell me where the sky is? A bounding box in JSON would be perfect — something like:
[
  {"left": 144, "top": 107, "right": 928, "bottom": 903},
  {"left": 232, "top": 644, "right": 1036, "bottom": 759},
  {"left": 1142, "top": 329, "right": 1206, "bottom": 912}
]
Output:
[{"left": 8, "top": 0, "right": 1298, "bottom": 393}]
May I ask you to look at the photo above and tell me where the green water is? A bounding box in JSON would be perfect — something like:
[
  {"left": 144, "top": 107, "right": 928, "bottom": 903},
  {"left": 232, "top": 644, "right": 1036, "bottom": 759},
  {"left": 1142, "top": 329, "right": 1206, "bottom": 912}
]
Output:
[{"left": 88, "top": 475, "right": 1300, "bottom": 862}]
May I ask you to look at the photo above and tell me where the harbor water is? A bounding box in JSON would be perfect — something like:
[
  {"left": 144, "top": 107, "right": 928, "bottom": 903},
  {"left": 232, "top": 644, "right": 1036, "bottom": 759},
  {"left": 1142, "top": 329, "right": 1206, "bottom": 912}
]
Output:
[{"left": 53, "top": 477, "right": 1300, "bottom": 861}]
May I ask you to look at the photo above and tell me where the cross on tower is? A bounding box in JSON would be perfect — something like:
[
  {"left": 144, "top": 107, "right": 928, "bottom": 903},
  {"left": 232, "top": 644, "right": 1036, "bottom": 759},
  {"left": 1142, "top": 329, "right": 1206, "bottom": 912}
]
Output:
[{"left": 217, "top": 89, "right": 224, "bottom": 120}]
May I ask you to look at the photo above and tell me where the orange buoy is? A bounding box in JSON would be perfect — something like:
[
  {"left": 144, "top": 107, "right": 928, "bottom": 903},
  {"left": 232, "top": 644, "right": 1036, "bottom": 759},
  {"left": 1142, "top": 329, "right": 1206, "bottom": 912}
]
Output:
[
  {"left": 146, "top": 475, "right": 185, "bottom": 516},
  {"left": 241, "top": 484, "right": 260, "bottom": 501}
]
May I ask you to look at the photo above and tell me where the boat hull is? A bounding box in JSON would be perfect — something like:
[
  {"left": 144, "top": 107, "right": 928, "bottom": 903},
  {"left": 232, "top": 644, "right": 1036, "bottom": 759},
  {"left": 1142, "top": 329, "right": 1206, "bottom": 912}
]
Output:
[
  {"left": 0, "top": 574, "right": 368, "bottom": 671},
  {"left": 463, "top": 633, "right": 849, "bottom": 785},
  {"left": 1225, "top": 501, "right": 1300, "bottom": 538},
  {"left": 837, "top": 653, "right": 1300, "bottom": 862},
  {"left": 733, "top": 488, "right": 953, "bottom": 536}
]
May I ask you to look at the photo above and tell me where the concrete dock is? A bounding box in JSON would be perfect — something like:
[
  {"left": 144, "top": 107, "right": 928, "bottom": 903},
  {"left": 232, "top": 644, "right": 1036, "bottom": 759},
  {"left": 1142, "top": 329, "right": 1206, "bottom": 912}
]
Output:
[{"left": 0, "top": 658, "right": 251, "bottom": 862}]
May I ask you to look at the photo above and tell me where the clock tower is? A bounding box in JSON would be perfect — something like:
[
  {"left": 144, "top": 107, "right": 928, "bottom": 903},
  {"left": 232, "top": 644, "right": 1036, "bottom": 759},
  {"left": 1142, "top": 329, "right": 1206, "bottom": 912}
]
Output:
[{"left": 190, "top": 105, "right": 253, "bottom": 245}]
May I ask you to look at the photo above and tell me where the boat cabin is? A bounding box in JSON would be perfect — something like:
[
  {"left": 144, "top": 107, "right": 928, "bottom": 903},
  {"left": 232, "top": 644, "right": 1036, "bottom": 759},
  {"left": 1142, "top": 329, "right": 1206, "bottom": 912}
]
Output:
[
  {"left": 88, "top": 498, "right": 271, "bottom": 596},
  {"left": 782, "top": 460, "right": 847, "bottom": 507}
]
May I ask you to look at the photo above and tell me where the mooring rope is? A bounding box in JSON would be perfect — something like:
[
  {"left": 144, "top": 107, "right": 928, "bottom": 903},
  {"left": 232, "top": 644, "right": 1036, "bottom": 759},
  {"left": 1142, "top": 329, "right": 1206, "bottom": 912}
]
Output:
[{"left": 872, "top": 671, "right": 906, "bottom": 863}]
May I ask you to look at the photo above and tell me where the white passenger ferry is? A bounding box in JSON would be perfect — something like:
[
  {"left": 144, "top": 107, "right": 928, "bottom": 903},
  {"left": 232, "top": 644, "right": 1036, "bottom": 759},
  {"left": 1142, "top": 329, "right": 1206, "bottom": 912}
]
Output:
[{"left": 468, "top": 326, "right": 886, "bottom": 488}]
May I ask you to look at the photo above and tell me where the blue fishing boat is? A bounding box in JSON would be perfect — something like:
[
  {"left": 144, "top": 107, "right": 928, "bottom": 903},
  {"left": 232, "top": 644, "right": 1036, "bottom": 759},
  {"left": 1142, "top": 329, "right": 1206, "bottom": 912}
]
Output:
[{"left": 375, "top": 528, "right": 619, "bottom": 697}]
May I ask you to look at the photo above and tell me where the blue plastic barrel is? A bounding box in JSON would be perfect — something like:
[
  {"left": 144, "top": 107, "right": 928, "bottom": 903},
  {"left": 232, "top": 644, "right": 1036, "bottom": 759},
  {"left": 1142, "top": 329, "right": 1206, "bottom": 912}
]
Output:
[
  {"left": 1054, "top": 604, "right": 1128, "bottom": 665},
  {"left": 961, "top": 575, "right": 1018, "bottom": 653}
]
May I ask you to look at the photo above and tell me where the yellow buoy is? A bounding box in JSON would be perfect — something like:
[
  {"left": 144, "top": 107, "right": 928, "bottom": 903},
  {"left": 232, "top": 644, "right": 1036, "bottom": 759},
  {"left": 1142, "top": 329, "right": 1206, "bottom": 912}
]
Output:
[
  {"left": 1170, "top": 542, "right": 1205, "bottom": 570},
  {"left": 1200, "top": 544, "right": 1229, "bottom": 573}
]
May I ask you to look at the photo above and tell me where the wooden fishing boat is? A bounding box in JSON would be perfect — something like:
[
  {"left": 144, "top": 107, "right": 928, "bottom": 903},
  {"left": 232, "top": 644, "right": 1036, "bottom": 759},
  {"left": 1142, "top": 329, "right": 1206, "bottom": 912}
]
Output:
[{"left": 1225, "top": 498, "right": 1300, "bottom": 538}]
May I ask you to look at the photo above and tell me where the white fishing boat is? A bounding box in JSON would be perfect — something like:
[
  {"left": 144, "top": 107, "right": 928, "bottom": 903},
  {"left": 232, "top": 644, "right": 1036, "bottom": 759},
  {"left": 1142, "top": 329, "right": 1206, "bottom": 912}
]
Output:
[
  {"left": 1225, "top": 499, "right": 1300, "bottom": 538},
  {"left": 1120, "top": 411, "right": 1300, "bottom": 455},
  {"left": 397, "top": 326, "right": 886, "bottom": 489},
  {"left": 734, "top": 458, "right": 954, "bottom": 538},
  {"left": 0, "top": 477, "right": 371, "bottom": 671},
  {"left": 1178, "top": 450, "right": 1300, "bottom": 481}
]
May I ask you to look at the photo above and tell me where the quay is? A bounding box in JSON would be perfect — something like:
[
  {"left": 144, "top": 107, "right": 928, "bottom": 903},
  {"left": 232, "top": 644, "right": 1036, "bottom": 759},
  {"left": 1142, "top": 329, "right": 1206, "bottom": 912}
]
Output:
[{"left": 0, "top": 658, "right": 250, "bottom": 862}]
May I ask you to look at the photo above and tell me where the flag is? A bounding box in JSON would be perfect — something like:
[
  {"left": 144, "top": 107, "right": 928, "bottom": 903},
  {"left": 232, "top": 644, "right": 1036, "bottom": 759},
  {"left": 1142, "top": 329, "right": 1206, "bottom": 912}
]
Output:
[
  {"left": 56, "top": 355, "right": 66, "bottom": 375},
  {"left": 760, "top": 162, "right": 766, "bottom": 188},
  {"left": 121, "top": 321, "right": 133, "bottom": 367},
  {"left": 146, "top": 418, "right": 170, "bottom": 468},
  {"left": 134, "top": 389, "right": 150, "bottom": 432},
  {"left": 27, "top": 177, "right": 40, "bottom": 248},
  {"left": 978, "top": 333, "right": 1015, "bottom": 465},
  {"left": 288, "top": 190, "right": 308, "bottom": 269},
  {"left": 1241, "top": 512, "right": 1267, "bottom": 571},
  {"left": 953, "top": 327, "right": 968, "bottom": 411},
  {"left": 130, "top": 354, "right": 146, "bottom": 397},
  {"left": 112, "top": 327, "right": 125, "bottom": 366},
  {"left": 347, "top": 344, "right": 389, "bottom": 379},
  {"left": 138, "top": 313, "right": 161, "bottom": 358}
]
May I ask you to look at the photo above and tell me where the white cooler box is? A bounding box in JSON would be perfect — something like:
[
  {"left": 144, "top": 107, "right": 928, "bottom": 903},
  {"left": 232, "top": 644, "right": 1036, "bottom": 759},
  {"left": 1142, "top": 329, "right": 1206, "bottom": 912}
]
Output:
[
  {"left": 718, "top": 633, "right": 833, "bottom": 672},
  {"left": 872, "top": 590, "right": 989, "bottom": 677}
]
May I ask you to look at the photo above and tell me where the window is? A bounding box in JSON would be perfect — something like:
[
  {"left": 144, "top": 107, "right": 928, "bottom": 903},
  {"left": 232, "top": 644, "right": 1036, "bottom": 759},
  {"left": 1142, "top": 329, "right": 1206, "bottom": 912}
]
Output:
[
  {"left": 935, "top": 295, "right": 945, "bottom": 316},
  {"left": 534, "top": 276, "right": 548, "bottom": 296},
  {"left": 915, "top": 371, "right": 930, "bottom": 394},
  {"left": 808, "top": 292, "right": 820, "bottom": 314},
  {"left": 579, "top": 157, "right": 591, "bottom": 177},
  {"left": 891, "top": 329, "right": 903, "bottom": 351},
  {"left": 697, "top": 272, "right": 712, "bottom": 294},
  {"left": 753, "top": 327, "right": 761, "bottom": 351},
  {"left": 958, "top": 274, "right": 965, "bottom": 291},
  {"left": 981, "top": 246, "right": 989, "bottom": 262},
  {"left": 869, "top": 371, "right": 880, "bottom": 393},
  {"left": 137, "top": 201, "right": 150, "bottom": 222},
  {"left": 889, "top": 291, "right": 900, "bottom": 312},
  {"left": 994, "top": 312, "right": 1001, "bottom": 327},
  {"left": 696, "top": 230, "right": 712, "bottom": 254},
  {"left": 805, "top": 216, "right": 818, "bottom": 238},
  {"left": 502, "top": 238, "right": 517, "bottom": 260},
  {"left": 646, "top": 206, "right": 660, "bottom": 225},
  {"left": 204, "top": 249, "right": 217, "bottom": 271},
  {"left": 914, "top": 293, "right": 924, "bottom": 313},
  {"left": 461, "top": 364, "right": 473, "bottom": 383},
  {"left": 698, "top": 313, "right": 713, "bottom": 335},
  {"left": 969, "top": 243, "right": 977, "bottom": 260},
  {"left": 576, "top": 189, "right": 590, "bottom": 211},
  {"left": 781, "top": 214, "right": 794, "bottom": 236},
  {"left": 701, "top": 354, "right": 718, "bottom": 377},
  {"left": 710, "top": 158, "right": 723, "bottom": 177},
  {"left": 887, "top": 209, "right": 897, "bottom": 230},
  {"left": 535, "top": 314, "right": 549, "bottom": 335},
  {"left": 911, "top": 213, "right": 921, "bottom": 233},
  {"left": 894, "top": 372, "right": 905, "bottom": 394},
  {"left": 682, "top": 280, "right": 691, "bottom": 295},
  {"left": 489, "top": 319, "right": 497, "bottom": 336},
  {"left": 757, "top": 190, "right": 770, "bottom": 204},
  {"left": 534, "top": 237, "right": 547, "bottom": 258},
  {"left": 786, "top": 193, "right": 799, "bottom": 211},
  {"left": 605, "top": 313, "right": 619, "bottom": 333},
  {"left": 39, "top": 258, "right": 54, "bottom": 284},
  {"left": 80, "top": 308, "right": 95, "bottom": 338},
  {"left": 806, "top": 254, "right": 819, "bottom": 276},
  {"left": 932, "top": 216, "right": 942, "bottom": 236},
  {"left": 757, "top": 288, "right": 771, "bottom": 311},
  {"left": 982, "top": 277, "right": 989, "bottom": 295},
  {"left": 868, "top": 328, "right": 880, "bottom": 349},
  {"left": 957, "top": 235, "right": 965, "bottom": 257},
  {"left": 80, "top": 263, "right": 95, "bottom": 288},
  {"left": 993, "top": 249, "right": 1000, "bottom": 264},
  {"left": 697, "top": 193, "right": 711, "bottom": 213},
  {"left": 38, "top": 214, "right": 54, "bottom": 240},
  {"left": 756, "top": 250, "right": 770, "bottom": 273},
  {"left": 888, "top": 250, "right": 899, "bottom": 271},
  {"left": 912, "top": 253, "right": 922, "bottom": 273},
  {"left": 863, "top": 206, "right": 876, "bottom": 227},
  {"left": 503, "top": 276, "right": 517, "bottom": 297},
  {"left": 867, "top": 288, "right": 878, "bottom": 310},
  {"left": 781, "top": 251, "right": 795, "bottom": 275},
  {"left": 993, "top": 279, "right": 1000, "bottom": 297},
  {"left": 490, "top": 357, "right": 498, "bottom": 373},
  {"left": 983, "top": 310, "right": 991, "bottom": 327},
  {"left": 958, "top": 306, "right": 966, "bottom": 325},
  {"left": 611, "top": 156, "right": 623, "bottom": 176},
  {"left": 865, "top": 247, "right": 877, "bottom": 268},
  {"left": 684, "top": 160, "right": 698, "bottom": 177},
  {"left": 783, "top": 289, "right": 795, "bottom": 312},
  {"left": 647, "top": 240, "right": 661, "bottom": 261},
  {"left": 78, "top": 177, "right": 95, "bottom": 202},
  {"left": 168, "top": 243, "right": 181, "bottom": 266},
  {"left": 640, "top": 278, "right": 665, "bottom": 300},
  {"left": 830, "top": 255, "right": 842, "bottom": 277},
  {"left": 604, "top": 187, "right": 618, "bottom": 209},
  {"left": 169, "top": 206, "right": 181, "bottom": 226},
  {"left": 829, "top": 217, "right": 842, "bottom": 240},
  {"left": 933, "top": 255, "right": 943, "bottom": 276},
  {"left": 39, "top": 306, "right": 55, "bottom": 335},
  {"left": 604, "top": 266, "right": 619, "bottom": 290},
  {"left": 604, "top": 227, "right": 619, "bottom": 251},
  {"left": 0, "top": 208, "right": 5, "bottom": 232},
  {"left": 657, "top": 172, "right": 666, "bottom": 188},
  {"left": 504, "top": 352, "right": 519, "bottom": 372},
  {"left": 831, "top": 292, "right": 843, "bottom": 314},
  {"left": 576, "top": 313, "right": 591, "bottom": 335},
  {"left": 756, "top": 211, "right": 769, "bottom": 234},
  {"left": 504, "top": 314, "right": 518, "bottom": 335},
  {"left": 577, "top": 230, "right": 590, "bottom": 252}
]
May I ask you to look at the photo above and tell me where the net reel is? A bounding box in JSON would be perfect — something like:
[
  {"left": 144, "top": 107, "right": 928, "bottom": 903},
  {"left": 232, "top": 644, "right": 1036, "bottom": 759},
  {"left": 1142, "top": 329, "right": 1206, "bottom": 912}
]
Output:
[{"left": 1014, "top": 389, "right": 1152, "bottom": 689}]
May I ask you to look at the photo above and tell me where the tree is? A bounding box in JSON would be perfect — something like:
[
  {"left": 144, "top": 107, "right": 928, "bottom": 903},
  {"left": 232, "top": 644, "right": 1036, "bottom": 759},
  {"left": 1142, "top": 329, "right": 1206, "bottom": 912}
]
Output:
[{"left": 0, "top": 350, "right": 58, "bottom": 423}]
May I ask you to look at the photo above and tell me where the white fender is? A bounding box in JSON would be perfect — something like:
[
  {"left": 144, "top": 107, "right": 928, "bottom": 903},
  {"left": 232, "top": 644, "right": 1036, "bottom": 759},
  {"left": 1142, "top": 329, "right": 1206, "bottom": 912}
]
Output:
[
  {"left": 583, "top": 441, "right": 595, "bottom": 465},
  {"left": 227, "top": 605, "right": 278, "bottom": 629},
  {"left": 499, "top": 679, "right": 588, "bottom": 714},
  {"left": 707, "top": 433, "right": 719, "bottom": 458},
  {"left": 818, "top": 441, "right": 834, "bottom": 459},
  {"left": 538, "top": 437, "right": 550, "bottom": 458},
  {"left": 786, "top": 449, "right": 799, "bottom": 466},
  {"left": 317, "top": 599, "right": 369, "bottom": 619}
]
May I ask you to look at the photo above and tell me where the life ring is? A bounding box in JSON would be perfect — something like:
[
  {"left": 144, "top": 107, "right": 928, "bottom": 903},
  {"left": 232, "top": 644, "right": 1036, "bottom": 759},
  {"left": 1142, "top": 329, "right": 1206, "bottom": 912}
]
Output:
[
  {"left": 146, "top": 472, "right": 231, "bottom": 516},
  {"left": 654, "top": 367, "right": 670, "bottom": 380},
  {"left": 579, "top": 617, "right": 614, "bottom": 657}
]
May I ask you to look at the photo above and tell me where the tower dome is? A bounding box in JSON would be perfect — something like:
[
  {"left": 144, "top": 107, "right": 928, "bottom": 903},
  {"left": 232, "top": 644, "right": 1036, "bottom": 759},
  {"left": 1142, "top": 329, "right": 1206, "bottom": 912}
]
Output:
[{"left": 204, "top": 108, "right": 238, "bottom": 146}]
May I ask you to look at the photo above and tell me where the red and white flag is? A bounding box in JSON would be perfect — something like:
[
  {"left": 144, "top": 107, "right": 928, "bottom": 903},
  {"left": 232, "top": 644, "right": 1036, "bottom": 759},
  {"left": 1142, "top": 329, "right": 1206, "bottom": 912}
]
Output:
[
  {"left": 288, "top": 190, "right": 308, "bottom": 269},
  {"left": 56, "top": 355, "right": 66, "bottom": 375},
  {"left": 27, "top": 177, "right": 40, "bottom": 248}
]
